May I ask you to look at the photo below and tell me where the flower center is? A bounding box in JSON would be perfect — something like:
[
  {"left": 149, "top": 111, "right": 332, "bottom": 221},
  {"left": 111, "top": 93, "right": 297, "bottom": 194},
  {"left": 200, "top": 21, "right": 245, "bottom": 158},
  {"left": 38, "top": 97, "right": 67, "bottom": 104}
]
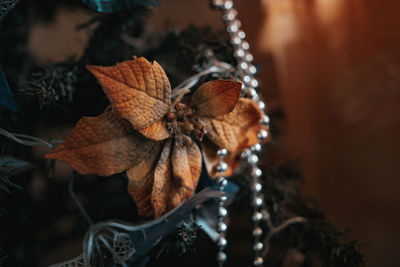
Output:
[{"left": 165, "top": 101, "right": 207, "bottom": 142}]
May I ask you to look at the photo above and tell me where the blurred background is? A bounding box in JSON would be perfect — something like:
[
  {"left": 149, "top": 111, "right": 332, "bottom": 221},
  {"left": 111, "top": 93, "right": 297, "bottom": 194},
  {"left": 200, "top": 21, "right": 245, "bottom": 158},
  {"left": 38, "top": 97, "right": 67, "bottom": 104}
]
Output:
[
  {"left": 150, "top": 0, "right": 400, "bottom": 266},
  {"left": 2, "top": 0, "right": 400, "bottom": 266}
]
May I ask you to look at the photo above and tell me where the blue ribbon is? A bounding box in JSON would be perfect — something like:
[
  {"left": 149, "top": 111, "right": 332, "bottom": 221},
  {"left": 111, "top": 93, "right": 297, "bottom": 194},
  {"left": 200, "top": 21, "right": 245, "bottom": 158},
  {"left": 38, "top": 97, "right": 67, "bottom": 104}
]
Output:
[
  {"left": 82, "top": 0, "right": 160, "bottom": 13},
  {"left": 51, "top": 188, "right": 224, "bottom": 267},
  {"left": 195, "top": 180, "right": 239, "bottom": 241}
]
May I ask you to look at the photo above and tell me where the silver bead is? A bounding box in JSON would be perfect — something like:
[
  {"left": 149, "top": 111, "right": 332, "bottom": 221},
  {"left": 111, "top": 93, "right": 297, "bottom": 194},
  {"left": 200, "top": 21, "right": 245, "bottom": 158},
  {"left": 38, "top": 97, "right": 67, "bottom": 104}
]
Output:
[
  {"left": 237, "top": 30, "right": 246, "bottom": 39},
  {"left": 253, "top": 197, "right": 263, "bottom": 207},
  {"left": 251, "top": 143, "right": 262, "bottom": 152},
  {"left": 222, "top": 0, "right": 233, "bottom": 10},
  {"left": 227, "top": 24, "right": 239, "bottom": 33},
  {"left": 257, "top": 101, "right": 265, "bottom": 110},
  {"left": 220, "top": 195, "right": 228, "bottom": 202},
  {"left": 223, "top": 8, "right": 237, "bottom": 21},
  {"left": 234, "top": 48, "right": 245, "bottom": 58},
  {"left": 218, "top": 237, "right": 228, "bottom": 247},
  {"left": 233, "top": 19, "right": 242, "bottom": 28},
  {"left": 241, "top": 41, "right": 250, "bottom": 50},
  {"left": 217, "top": 148, "right": 228, "bottom": 158},
  {"left": 253, "top": 227, "right": 263, "bottom": 237},
  {"left": 248, "top": 64, "right": 257, "bottom": 74},
  {"left": 219, "top": 207, "right": 228, "bottom": 217},
  {"left": 252, "top": 212, "right": 262, "bottom": 222},
  {"left": 257, "top": 129, "right": 269, "bottom": 140},
  {"left": 254, "top": 256, "right": 264, "bottom": 266},
  {"left": 216, "top": 161, "right": 228, "bottom": 173},
  {"left": 217, "top": 251, "right": 227, "bottom": 262},
  {"left": 241, "top": 148, "right": 251, "bottom": 159},
  {"left": 254, "top": 242, "right": 264, "bottom": 251},
  {"left": 260, "top": 115, "right": 270, "bottom": 125},
  {"left": 238, "top": 61, "right": 248, "bottom": 70},
  {"left": 212, "top": 0, "right": 224, "bottom": 7},
  {"left": 251, "top": 167, "right": 262, "bottom": 178},
  {"left": 243, "top": 75, "right": 251, "bottom": 84},
  {"left": 248, "top": 154, "right": 259, "bottom": 165},
  {"left": 247, "top": 87, "right": 258, "bottom": 99},
  {"left": 231, "top": 36, "right": 241, "bottom": 46},
  {"left": 218, "top": 178, "right": 228, "bottom": 187},
  {"left": 244, "top": 52, "right": 254, "bottom": 62},
  {"left": 251, "top": 93, "right": 260, "bottom": 102},
  {"left": 227, "top": 19, "right": 241, "bottom": 33},
  {"left": 218, "top": 222, "right": 228, "bottom": 232},
  {"left": 252, "top": 182, "right": 262, "bottom": 192},
  {"left": 250, "top": 78, "right": 259, "bottom": 88}
]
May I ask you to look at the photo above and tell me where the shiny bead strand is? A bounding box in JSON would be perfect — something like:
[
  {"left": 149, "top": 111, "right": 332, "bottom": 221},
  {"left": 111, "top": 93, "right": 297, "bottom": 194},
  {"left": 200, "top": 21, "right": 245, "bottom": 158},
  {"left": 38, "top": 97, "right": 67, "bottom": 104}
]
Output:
[
  {"left": 211, "top": 0, "right": 271, "bottom": 266},
  {"left": 216, "top": 148, "right": 229, "bottom": 267},
  {"left": 249, "top": 148, "right": 265, "bottom": 266}
]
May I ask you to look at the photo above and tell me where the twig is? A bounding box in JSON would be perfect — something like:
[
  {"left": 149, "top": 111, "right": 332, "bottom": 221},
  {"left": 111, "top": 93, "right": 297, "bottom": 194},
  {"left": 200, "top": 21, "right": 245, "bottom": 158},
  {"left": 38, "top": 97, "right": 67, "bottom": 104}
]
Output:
[
  {"left": 171, "top": 58, "right": 233, "bottom": 98},
  {"left": 261, "top": 208, "right": 306, "bottom": 258},
  {"left": 0, "top": 128, "right": 61, "bottom": 149},
  {"left": 69, "top": 171, "right": 94, "bottom": 226}
]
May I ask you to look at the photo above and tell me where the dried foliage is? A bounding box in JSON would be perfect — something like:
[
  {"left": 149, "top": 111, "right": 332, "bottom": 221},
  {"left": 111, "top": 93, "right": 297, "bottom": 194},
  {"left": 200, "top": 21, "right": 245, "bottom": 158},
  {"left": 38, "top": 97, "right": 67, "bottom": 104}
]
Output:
[
  {"left": 47, "top": 57, "right": 264, "bottom": 217},
  {"left": 19, "top": 63, "right": 78, "bottom": 107}
]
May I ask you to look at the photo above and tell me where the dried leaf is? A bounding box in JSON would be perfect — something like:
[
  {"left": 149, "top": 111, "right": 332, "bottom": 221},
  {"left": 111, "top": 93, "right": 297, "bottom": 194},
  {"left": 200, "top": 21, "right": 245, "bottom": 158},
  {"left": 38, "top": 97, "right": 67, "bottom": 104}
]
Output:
[
  {"left": 202, "top": 98, "right": 263, "bottom": 152},
  {"left": 46, "top": 108, "right": 155, "bottom": 176},
  {"left": 190, "top": 80, "right": 242, "bottom": 117},
  {"left": 126, "top": 142, "right": 162, "bottom": 217},
  {"left": 87, "top": 57, "right": 171, "bottom": 131},
  {"left": 151, "top": 137, "right": 202, "bottom": 218},
  {"left": 171, "top": 135, "right": 202, "bottom": 195},
  {"left": 152, "top": 139, "right": 173, "bottom": 217},
  {"left": 138, "top": 119, "right": 170, "bottom": 141}
]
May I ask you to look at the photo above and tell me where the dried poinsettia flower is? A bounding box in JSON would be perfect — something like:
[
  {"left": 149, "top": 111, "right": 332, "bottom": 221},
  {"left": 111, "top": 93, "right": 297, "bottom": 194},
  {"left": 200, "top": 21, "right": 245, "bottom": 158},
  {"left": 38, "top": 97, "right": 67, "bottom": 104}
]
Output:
[{"left": 46, "top": 57, "right": 267, "bottom": 218}]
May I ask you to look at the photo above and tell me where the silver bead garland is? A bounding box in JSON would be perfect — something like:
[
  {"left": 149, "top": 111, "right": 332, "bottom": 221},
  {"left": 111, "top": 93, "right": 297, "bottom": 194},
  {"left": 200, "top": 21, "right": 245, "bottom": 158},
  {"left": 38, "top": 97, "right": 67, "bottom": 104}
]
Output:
[
  {"left": 212, "top": 0, "right": 271, "bottom": 266},
  {"left": 216, "top": 148, "right": 229, "bottom": 267}
]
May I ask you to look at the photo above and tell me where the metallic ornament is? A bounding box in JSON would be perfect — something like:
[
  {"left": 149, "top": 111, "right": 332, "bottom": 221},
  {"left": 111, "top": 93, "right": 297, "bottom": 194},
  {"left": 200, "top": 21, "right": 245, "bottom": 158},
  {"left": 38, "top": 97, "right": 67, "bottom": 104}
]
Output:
[{"left": 211, "top": 0, "right": 272, "bottom": 265}]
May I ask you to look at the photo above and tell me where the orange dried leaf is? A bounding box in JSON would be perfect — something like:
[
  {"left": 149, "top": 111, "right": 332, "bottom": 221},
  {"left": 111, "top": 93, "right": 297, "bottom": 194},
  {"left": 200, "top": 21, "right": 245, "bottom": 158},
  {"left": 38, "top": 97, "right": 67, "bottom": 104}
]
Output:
[
  {"left": 126, "top": 142, "right": 162, "bottom": 217},
  {"left": 87, "top": 57, "right": 171, "bottom": 131},
  {"left": 151, "top": 137, "right": 202, "bottom": 218},
  {"left": 202, "top": 98, "right": 263, "bottom": 152},
  {"left": 138, "top": 119, "right": 170, "bottom": 141},
  {"left": 190, "top": 80, "right": 242, "bottom": 117},
  {"left": 171, "top": 136, "right": 202, "bottom": 193},
  {"left": 151, "top": 139, "right": 174, "bottom": 217},
  {"left": 46, "top": 108, "right": 155, "bottom": 176}
]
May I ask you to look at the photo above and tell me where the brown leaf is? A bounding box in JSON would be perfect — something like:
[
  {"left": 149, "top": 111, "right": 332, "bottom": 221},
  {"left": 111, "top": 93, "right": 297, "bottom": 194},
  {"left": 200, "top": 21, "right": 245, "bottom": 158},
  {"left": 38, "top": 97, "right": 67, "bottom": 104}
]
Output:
[
  {"left": 138, "top": 119, "right": 170, "bottom": 141},
  {"left": 201, "top": 138, "right": 240, "bottom": 178},
  {"left": 46, "top": 108, "right": 155, "bottom": 176},
  {"left": 151, "top": 139, "right": 173, "bottom": 217},
  {"left": 87, "top": 57, "right": 172, "bottom": 131},
  {"left": 151, "top": 136, "right": 202, "bottom": 218},
  {"left": 171, "top": 135, "right": 202, "bottom": 195},
  {"left": 190, "top": 80, "right": 242, "bottom": 117},
  {"left": 202, "top": 98, "right": 263, "bottom": 152},
  {"left": 126, "top": 142, "right": 162, "bottom": 217}
]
